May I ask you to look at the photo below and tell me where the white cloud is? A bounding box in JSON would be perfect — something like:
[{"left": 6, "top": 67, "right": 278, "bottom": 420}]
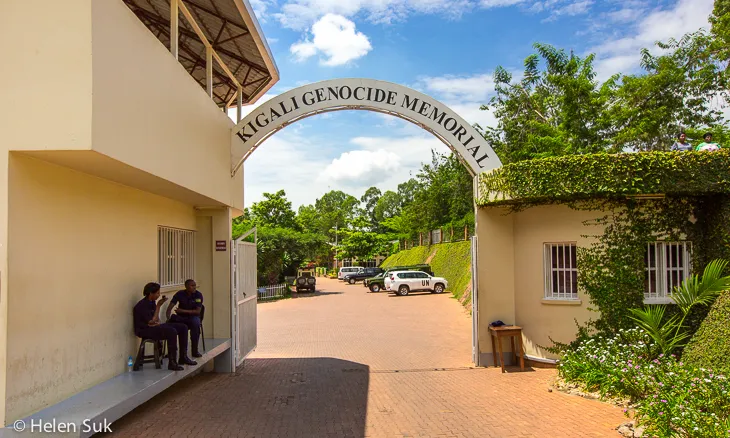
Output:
[
  {"left": 480, "top": 0, "right": 526, "bottom": 7},
  {"left": 415, "top": 73, "right": 500, "bottom": 129},
  {"left": 290, "top": 14, "right": 373, "bottom": 66},
  {"left": 318, "top": 135, "right": 451, "bottom": 192},
  {"left": 352, "top": 135, "right": 449, "bottom": 166},
  {"left": 249, "top": 0, "right": 273, "bottom": 20},
  {"left": 319, "top": 149, "right": 401, "bottom": 186},
  {"left": 591, "top": 0, "right": 714, "bottom": 81},
  {"left": 275, "top": 0, "right": 474, "bottom": 30},
  {"left": 243, "top": 134, "right": 329, "bottom": 208},
  {"left": 605, "top": 7, "right": 643, "bottom": 23},
  {"left": 542, "top": 0, "right": 592, "bottom": 21},
  {"left": 417, "top": 73, "right": 496, "bottom": 103},
  {"left": 274, "top": 0, "right": 592, "bottom": 30}
]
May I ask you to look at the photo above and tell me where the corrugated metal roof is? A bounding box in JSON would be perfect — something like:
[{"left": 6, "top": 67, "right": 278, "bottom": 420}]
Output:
[{"left": 123, "top": 0, "right": 276, "bottom": 106}]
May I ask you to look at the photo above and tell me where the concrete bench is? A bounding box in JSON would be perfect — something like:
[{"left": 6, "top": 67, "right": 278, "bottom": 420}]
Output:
[{"left": 2, "top": 338, "right": 231, "bottom": 438}]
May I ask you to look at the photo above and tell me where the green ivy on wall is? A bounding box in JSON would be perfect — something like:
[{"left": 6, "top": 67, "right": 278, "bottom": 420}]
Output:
[
  {"left": 477, "top": 150, "right": 730, "bottom": 207},
  {"left": 574, "top": 197, "right": 699, "bottom": 335}
]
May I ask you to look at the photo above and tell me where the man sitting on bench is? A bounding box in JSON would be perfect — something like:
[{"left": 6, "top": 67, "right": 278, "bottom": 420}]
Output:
[
  {"left": 134, "top": 282, "right": 198, "bottom": 371},
  {"left": 166, "top": 279, "right": 203, "bottom": 358}
]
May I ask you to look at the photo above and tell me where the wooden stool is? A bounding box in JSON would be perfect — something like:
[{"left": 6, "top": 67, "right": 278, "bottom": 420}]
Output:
[{"left": 488, "top": 325, "right": 525, "bottom": 373}]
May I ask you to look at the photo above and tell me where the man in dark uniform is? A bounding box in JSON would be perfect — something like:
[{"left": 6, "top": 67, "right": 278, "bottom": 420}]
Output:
[
  {"left": 133, "top": 282, "right": 197, "bottom": 370},
  {"left": 166, "top": 279, "right": 204, "bottom": 358}
]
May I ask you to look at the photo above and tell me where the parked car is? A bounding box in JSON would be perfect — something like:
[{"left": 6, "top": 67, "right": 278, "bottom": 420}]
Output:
[
  {"left": 364, "top": 264, "right": 434, "bottom": 293},
  {"left": 343, "top": 267, "right": 384, "bottom": 284},
  {"left": 386, "top": 271, "right": 448, "bottom": 296},
  {"left": 338, "top": 266, "right": 363, "bottom": 280},
  {"left": 295, "top": 268, "right": 316, "bottom": 293}
]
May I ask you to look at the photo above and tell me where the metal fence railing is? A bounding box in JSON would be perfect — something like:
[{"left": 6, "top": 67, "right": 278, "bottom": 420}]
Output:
[
  {"left": 399, "top": 225, "right": 475, "bottom": 250},
  {"left": 257, "top": 284, "right": 288, "bottom": 301}
]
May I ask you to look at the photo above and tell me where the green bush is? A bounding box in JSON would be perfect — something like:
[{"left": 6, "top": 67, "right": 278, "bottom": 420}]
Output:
[
  {"left": 683, "top": 291, "right": 730, "bottom": 372},
  {"left": 559, "top": 330, "right": 730, "bottom": 437},
  {"left": 478, "top": 150, "right": 730, "bottom": 206}
]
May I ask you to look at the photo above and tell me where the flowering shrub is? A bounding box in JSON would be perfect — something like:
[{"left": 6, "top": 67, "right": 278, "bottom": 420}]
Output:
[{"left": 558, "top": 328, "right": 730, "bottom": 437}]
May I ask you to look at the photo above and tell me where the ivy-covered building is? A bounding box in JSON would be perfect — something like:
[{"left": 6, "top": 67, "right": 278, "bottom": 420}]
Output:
[{"left": 474, "top": 150, "right": 730, "bottom": 364}]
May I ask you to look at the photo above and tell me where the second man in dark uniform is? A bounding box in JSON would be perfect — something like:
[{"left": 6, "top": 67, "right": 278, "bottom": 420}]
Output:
[
  {"left": 166, "top": 279, "right": 204, "bottom": 358},
  {"left": 133, "top": 282, "right": 197, "bottom": 370}
]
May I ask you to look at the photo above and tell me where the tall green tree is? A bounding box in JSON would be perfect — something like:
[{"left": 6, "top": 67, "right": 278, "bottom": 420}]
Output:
[
  {"left": 337, "top": 216, "right": 391, "bottom": 261},
  {"left": 296, "top": 204, "right": 320, "bottom": 234},
  {"left": 482, "top": 43, "right": 614, "bottom": 163},
  {"left": 374, "top": 191, "right": 402, "bottom": 224},
  {"left": 710, "top": 0, "right": 730, "bottom": 90},
  {"left": 360, "top": 186, "right": 382, "bottom": 230},
  {"left": 249, "top": 190, "right": 298, "bottom": 229},
  {"left": 377, "top": 151, "right": 475, "bottom": 239},
  {"left": 608, "top": 31, "right": 728, "bottom": 151},
  {"left": 396, "top": 178, "right": 421, "bottom": 207},
  {"left": 315, "top": 190, "right": 359, "bottom": 241}
]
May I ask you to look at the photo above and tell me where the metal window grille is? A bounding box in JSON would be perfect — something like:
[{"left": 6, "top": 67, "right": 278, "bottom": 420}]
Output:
[
  {"left": 644, "top": 242, "right": 691, "bottom": 300},
  {"left": 342, "top": 259, "right": 352, "bottom": 267},
  {"left": 158, "top": 226, "right": 196, "bottom": 288},
  {"left": 544, "top": 243, "right": 578, "bottom": 300}
]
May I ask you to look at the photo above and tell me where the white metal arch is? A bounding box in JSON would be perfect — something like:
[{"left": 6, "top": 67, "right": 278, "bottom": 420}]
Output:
[{"left": 231, "top": 78, "right": 501, "bottom": 176}]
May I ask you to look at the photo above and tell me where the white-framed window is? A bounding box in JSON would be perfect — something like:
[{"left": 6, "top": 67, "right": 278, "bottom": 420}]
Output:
[
  {"left": 543, "top": 243, "right": 578, "bottom": 300},
  {"left": 158, "top": 226, "right": 196, "bottom": 288},
  {"left": 644, "top": 241, "right": 692, "bottom": 302}
]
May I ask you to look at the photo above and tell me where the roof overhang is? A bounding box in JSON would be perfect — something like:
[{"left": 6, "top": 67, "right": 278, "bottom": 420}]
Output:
[{"left": 123, "top": 0, "right": 279, "bottom": 106}]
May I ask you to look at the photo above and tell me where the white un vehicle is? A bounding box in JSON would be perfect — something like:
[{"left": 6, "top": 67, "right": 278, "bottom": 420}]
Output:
[{"left": 385, "top": 271, "right": 448, "bottom": 296}]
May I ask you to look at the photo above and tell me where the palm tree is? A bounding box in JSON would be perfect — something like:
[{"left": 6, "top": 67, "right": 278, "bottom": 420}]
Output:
[{"left": 630, "top": 259, "right": 730, "bottom": 355}]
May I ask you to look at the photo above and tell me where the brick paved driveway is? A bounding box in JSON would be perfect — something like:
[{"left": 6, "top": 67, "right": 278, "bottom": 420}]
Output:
[{"left": 109, "top": 277, "right": 624, "bottom": 437}]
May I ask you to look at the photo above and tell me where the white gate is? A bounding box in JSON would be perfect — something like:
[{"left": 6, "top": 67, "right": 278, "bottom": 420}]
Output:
[
  {"left": 232, "top": 230, "right": 258, "bottom": 367},
  {"left": 471, "top": 235, "right": 480, "bottom": 366}
]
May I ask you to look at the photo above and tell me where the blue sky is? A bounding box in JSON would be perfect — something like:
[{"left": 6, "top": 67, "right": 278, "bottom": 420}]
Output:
[{"left": 235, "top": 0, "right": 716, "bottom": 209}]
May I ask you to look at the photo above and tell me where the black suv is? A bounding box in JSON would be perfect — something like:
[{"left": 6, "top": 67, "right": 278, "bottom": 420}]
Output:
[{"left": 343, "top": 267, "right": 384, "bottom": 284}]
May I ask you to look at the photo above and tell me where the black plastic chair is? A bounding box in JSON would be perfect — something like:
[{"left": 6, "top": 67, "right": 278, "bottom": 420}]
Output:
[{"left": 133, "top": 338, "right": 166, "bottom": 371}]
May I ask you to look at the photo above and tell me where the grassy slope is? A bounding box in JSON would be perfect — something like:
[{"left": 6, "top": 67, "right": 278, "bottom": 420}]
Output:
[
  {"left": 683, "top": 290, "right": 730, "bottom": 372},
  {"left": 381, "top": 241, "right": 472, "bottom": 307}
]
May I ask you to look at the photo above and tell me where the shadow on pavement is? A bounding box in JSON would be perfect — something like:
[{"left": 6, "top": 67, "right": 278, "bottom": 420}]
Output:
[
  {"left": 292, "top": 290, "right": 344, "bottom": 299},
  {"left": 105, "top": 357, "right": 369, "bottom": 437},
  {"left": 387, "top": 291, "right": 447, "bottom": 298}
]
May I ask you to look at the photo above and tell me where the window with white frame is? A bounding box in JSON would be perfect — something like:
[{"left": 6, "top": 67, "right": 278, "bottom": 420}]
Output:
[
  {"left": 645, "top": 242, "right": 692, "bottom": 301},
  {"left": 544, "top": 243, "right": 578, "bottom": 300},
  {"left": 158, "top": 226, "right": 196, "bottom": 288}
]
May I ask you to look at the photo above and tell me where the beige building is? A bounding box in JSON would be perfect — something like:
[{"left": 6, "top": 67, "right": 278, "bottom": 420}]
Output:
[
  {"left": 0, "top": 0, "right": 277, "bottom": 426},
  {"left": 473, "top": 172, "right": 706, "bottom": 365}
]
